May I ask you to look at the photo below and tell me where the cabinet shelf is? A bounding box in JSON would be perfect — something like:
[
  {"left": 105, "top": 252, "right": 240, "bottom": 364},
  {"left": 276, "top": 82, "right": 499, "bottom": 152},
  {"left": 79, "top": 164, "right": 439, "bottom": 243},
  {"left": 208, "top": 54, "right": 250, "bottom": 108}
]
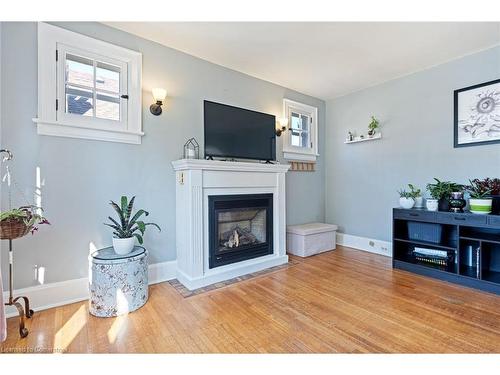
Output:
[
  {"left": 460, "top": 265, "right": 479, "bottom": 279},
  {"left": 394, "top": 238, "right": 457, "bottom": 251},
  {"left": 459, "top": 234, "right": 500, "bottom": 245},
  {"left": 482, "top": 270, "right": 500, "bottom": 284}
]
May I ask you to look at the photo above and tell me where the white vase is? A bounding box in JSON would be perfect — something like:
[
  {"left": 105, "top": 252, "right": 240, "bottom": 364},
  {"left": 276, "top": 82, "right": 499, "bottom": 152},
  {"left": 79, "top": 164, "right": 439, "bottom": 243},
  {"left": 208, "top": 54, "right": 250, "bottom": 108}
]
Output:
[
  {"left": 469, "top": 198, "right": 492, "bottom": 215},
  {"left": 414, "top": 196, "right": 424, "bottom": 208},
  {"left": 426, "top": 199, "right": 439, "bottom": 211},
  {"left": 112, "top": 237, "right": 136, "bottom": 255},
  {"left": 399, "top": 197, "right": 415, "bottom": 209}
]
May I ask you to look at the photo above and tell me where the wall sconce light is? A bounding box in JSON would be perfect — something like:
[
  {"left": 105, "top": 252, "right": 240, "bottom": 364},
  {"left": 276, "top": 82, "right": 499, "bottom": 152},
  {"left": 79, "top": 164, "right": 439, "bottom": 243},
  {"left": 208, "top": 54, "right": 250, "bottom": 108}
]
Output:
[
  {"left": 150, "top": 88, "right": 167, "bottom": 116},
  {"left": 275, "top": 117, "right": 289, "bottom": 137}
]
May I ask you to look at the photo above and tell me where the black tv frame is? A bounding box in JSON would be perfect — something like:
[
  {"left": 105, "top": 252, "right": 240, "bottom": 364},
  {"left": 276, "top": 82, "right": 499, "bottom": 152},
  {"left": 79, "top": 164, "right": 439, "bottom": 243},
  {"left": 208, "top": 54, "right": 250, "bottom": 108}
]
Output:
[{"left": 203, "top": 100, "right": 276, "bottom": 162}]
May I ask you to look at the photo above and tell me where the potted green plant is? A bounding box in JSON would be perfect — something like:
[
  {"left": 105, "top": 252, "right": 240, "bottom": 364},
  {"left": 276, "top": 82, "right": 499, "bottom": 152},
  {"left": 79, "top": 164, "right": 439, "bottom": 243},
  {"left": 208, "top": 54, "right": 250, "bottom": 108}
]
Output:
[
  {"left": 368, "top": 116, "right": 379, "bottom": 137},
  {"left": 426, "top": 178, "right": 463, "bottom": 212},
  {"left": 0, "top": 205, "right": 49, "bottom": 240},
  {"left": 398, "top": 189, "right": 415, "bottom": 209},
  {"left": 104, "top": 196, "right": 161, "bottom": 255},
  {"left": 408, "top": 184, "right": 423, "bottom": 208},
  {"left": 468, "top": 178, "right": 500, "bottom": 214},
  {"left": 466, "top": 179, "right": 492, "bottom": 215}
]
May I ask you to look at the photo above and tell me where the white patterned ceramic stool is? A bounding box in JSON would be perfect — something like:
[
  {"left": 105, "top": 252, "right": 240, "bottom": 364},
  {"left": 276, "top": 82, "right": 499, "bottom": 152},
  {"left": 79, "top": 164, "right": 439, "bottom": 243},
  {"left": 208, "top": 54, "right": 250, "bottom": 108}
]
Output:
[{"left": 89, "top": 246, "right": 148, "bottom": 317}]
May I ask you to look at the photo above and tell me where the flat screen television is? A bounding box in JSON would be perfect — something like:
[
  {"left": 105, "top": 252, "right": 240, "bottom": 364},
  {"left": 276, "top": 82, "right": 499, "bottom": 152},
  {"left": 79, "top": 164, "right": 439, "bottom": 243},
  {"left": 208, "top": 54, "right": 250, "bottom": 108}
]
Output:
[{"left": 204, "top": 100, "right": 276, "bottom": 161}]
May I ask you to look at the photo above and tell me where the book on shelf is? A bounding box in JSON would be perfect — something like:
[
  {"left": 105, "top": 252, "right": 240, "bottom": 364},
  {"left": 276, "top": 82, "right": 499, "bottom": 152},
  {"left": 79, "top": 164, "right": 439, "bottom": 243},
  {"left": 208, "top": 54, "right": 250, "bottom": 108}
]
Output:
[{"left": 413, "top": 247, "right": 448, "bottom": 258}]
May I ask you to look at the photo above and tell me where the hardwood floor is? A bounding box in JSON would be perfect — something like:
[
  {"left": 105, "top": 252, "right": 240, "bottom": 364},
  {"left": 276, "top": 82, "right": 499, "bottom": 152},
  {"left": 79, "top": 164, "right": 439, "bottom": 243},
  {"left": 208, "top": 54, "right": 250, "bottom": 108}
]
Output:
[{"left": 2, "top": 246, "right": 500, "bottom": 353}]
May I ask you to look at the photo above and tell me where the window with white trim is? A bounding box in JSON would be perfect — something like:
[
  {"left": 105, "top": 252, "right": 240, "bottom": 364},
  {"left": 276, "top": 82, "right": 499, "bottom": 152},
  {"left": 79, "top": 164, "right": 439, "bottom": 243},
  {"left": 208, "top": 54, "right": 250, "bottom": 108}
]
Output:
[
  {"left": 282, "top": 99, "right": 318, "bottom": 161},
  {"left": 35, "top": 23, "right": 143, "bottom": 144}
]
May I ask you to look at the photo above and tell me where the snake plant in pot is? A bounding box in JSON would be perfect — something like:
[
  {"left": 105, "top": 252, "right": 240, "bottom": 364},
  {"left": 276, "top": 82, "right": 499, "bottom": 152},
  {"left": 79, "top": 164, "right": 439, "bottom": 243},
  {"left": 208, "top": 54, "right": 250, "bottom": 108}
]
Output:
[{"left": 105, "top": 196, "right": 161, "bottom": 255}]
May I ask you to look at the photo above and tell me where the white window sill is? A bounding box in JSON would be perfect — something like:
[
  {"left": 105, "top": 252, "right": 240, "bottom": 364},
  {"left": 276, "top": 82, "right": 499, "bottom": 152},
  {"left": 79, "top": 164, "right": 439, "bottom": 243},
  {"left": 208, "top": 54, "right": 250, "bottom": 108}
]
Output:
[
  {"left": 283, "top": 151, "right": 319, "bottom": 162},
  {"left": 33, "top": 118, "right": 144, "bottom": 145}
]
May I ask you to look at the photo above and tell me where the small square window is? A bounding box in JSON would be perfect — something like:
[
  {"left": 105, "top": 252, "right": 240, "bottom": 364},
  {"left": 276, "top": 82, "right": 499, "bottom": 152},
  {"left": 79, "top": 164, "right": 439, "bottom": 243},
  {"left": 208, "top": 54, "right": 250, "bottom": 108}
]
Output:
[
  {"left": 61, "top": 50, "right": 125, "bottom": 124},
  {"left": 283, "top": 99, "right": 318, "bottom": 162},
  {"left": 290, "top": 112, "right": 311, "bottom": 148},
  {"left": 35, "top": 23, "right": 143, "bottom": 144}
]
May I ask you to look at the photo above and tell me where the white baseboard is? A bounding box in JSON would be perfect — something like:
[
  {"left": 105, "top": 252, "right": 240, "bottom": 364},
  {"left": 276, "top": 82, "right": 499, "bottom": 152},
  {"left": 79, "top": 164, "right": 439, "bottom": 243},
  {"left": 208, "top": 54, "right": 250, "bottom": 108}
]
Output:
[
  {"left": 3, "top": 260, "right": 177, "bottom": 318},
  {"left": 336, "top": 233, "right": 392, "bottom": 257},
  {"left": 148, "top": 260, "right": 178, "bottom": 285}
]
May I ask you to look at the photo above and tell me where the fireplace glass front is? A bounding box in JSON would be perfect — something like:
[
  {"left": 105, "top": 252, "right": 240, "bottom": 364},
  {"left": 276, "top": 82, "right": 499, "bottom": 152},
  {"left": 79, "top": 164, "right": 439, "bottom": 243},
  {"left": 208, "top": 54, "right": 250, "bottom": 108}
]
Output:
[{"left": 208, "top": 194, "right": 273, "bottom": 268}]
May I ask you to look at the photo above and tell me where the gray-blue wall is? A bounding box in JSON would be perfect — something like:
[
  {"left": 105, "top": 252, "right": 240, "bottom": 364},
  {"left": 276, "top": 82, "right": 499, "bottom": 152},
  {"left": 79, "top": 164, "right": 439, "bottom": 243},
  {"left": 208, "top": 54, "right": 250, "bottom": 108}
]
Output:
[
  {"left": 325, "top": 45, "right": 500, "bottom": 241},
  {"left": 1, "top": 22, "right": 325, "bottom": 289}
]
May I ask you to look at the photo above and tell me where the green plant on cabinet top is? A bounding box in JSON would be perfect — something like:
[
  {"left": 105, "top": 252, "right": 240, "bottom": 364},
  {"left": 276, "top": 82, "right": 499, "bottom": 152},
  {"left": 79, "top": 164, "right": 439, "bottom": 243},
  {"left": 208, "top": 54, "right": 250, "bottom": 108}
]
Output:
[{"left": 426, "top": 178, "right": 463, "bottom": 200}]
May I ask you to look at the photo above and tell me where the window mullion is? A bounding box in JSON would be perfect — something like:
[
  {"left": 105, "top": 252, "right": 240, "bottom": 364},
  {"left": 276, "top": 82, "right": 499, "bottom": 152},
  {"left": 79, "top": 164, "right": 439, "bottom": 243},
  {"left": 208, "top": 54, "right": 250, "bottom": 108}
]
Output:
[{"left": 93, "top": 60, "right": 97, "bottom": 118}]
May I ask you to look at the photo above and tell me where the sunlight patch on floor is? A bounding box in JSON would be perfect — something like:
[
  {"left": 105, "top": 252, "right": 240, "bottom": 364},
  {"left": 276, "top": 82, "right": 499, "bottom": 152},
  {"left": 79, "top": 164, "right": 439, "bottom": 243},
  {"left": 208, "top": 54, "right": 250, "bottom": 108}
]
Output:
[
  {"left": 53, "top": 305, "right": 87, "bottom": 351},
  {"left": 107, "top": 289, "right": 130, "bottom": 344},
  {"left": 107, "top": 314, "right": 128, "bottom": 344}
]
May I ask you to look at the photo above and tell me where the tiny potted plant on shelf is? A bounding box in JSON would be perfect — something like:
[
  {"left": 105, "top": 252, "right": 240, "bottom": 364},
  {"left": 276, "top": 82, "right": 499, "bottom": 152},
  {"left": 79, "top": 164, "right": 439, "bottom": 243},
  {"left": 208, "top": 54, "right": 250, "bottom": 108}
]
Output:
[
  {"left": 425, "top": 178, "right": 463, "bottom": 212},
  {"left": 105, "top": 196, "right": 161, "bottom": 255},
  {"left": 367, "top": 116, "right": 379, "bottom": 137},
  {"left": 408, "top": 184, "right": 423, "bottom": 208},
  {"left": 398, "top": 188, "right": 415, "bottom": 209},
  {"left": 466, "top": 179, "right": 492, "bottom": 215},
  {"left": 0, "top": 205, "right": 49, "bottom": 240}
]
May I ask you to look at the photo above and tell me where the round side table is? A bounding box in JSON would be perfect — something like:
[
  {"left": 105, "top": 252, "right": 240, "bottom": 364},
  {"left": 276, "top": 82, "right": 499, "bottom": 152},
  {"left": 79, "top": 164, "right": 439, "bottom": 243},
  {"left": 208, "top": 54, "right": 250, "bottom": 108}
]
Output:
[{"left": 89, "top": 246, "right": 148, "bottom": 317}]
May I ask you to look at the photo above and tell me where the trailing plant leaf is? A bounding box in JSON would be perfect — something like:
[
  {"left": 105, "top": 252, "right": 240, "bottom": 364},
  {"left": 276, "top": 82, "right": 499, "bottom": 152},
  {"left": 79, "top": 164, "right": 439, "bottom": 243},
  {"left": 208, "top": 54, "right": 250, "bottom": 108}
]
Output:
[
  {"left": 136, "top": 221, "right": 146, "bottom": 235},
  {"left": 104, "top": 223, "right": 124, "bottom": 235},
  {"left": 133, "top": 233, "right": 144, "bottom": 244},
  {"left": 124, "top": 196, "right": 136, "bottom": 224},
  {"left": 109, "top": 200, "right": 126, "bottom": 229},
  {"left": 127, "top": 209, "right": 148, "bottom": 230},
  {"left": 121, "top": 196, "right": 128, "bottom": 217},
  {"left": 144, "top": 222, "right": 161, "bottom": 232},
  {"left": 107, "top": 216, "right": 122, "bottom": 230}
]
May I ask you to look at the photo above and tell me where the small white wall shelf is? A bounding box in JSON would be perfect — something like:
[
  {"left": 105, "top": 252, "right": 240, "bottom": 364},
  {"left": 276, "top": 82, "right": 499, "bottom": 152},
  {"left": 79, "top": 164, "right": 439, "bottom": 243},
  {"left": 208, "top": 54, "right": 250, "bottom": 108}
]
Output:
[{"left": 344, "top": 132, "right": 382, "bottom": 144}]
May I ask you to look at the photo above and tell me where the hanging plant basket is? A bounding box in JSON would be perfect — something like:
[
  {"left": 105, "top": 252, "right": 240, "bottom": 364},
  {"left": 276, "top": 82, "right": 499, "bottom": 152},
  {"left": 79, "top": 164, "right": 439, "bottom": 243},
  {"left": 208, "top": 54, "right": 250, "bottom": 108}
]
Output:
[
  {"left": 0, "top": 206, "right": 49, "bottom": 240},
  {"left": 0, "top": 218, "right": 32, "bottom": 240}
]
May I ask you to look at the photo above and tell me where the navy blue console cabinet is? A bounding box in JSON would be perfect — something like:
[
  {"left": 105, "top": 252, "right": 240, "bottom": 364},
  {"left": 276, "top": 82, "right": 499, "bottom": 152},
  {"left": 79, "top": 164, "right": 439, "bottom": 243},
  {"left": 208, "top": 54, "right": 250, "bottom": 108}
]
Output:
[{"left": 393, "top": 208, "right": 500, "bottom": 295}]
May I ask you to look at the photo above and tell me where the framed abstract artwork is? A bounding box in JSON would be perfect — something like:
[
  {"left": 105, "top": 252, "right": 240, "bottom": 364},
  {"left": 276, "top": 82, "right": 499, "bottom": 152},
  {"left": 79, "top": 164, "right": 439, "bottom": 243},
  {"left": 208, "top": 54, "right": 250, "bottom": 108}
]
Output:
[{"left": 454, "top": 78, "right": 500, "bottom": 148}]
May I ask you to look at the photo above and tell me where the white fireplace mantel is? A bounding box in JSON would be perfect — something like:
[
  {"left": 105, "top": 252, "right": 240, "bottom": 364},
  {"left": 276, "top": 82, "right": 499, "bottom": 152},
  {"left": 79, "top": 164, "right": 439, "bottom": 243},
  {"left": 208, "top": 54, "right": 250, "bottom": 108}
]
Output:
[{"left": 172, "top": 159, "right": 290, "bottom": 290}]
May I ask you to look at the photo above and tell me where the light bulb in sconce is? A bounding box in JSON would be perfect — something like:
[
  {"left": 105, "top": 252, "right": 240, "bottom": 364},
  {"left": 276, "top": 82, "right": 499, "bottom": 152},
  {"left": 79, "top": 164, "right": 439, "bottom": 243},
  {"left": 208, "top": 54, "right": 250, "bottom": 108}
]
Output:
[
  {"left": 276, "top": 117, "right": 289, "bottom": 137},
  {"left": 150, "top": 88, "right": 167, "bottom": 115}
]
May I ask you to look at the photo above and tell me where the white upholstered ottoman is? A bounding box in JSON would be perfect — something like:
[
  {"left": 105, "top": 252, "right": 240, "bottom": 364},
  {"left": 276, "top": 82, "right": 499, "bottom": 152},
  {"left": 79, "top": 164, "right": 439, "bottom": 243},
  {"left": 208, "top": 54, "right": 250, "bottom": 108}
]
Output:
[{"left": 286, "top": 223, "right": 338, "bottom": 257}]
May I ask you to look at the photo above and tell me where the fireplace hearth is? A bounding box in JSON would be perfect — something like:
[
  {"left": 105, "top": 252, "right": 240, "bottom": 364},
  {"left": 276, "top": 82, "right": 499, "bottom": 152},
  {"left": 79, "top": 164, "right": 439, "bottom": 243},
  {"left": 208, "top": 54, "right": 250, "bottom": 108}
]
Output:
[{"left": 209, "top": 194, "right": 273, "bottom": 268}]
